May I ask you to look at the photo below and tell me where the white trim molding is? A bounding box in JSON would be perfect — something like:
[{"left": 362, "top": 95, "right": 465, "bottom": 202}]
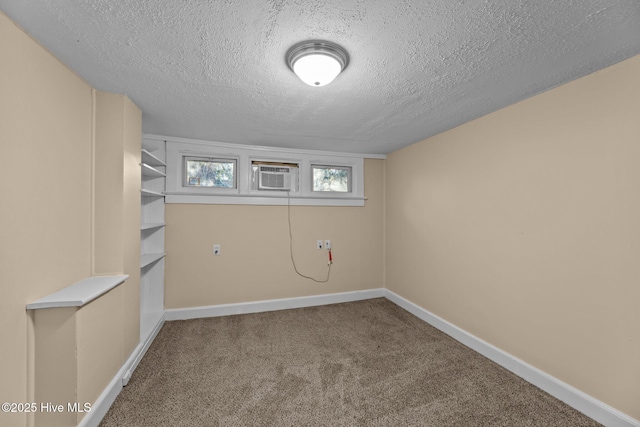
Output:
[
  {"left": 165, "top": 288, "right": 386, "bottom": 320},
  {"left": 383, "top": 289, "right": 640, "bottom": 427},
  {"left": 144, "top": 134, "right": 387, "bottom": 160}
]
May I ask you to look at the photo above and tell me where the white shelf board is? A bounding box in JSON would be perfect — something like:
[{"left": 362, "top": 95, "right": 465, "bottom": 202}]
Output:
[
  {"left": 141, "top": 149, "right": 166, "bottom": 167},
  {"left": 141, "top": 163, "right": 166, "bottom": 177},
  {"left": 26, "top": 275, "right": 129, "bottom": 310},
  {"left": 141, "top": 222, "right": 166, "bottom": 231},
  {"left": 141, "top": 252, "right": 166, "bottom": 268},
  {"left": 141, "top": 189, "right": 164, "bottom": 197}
]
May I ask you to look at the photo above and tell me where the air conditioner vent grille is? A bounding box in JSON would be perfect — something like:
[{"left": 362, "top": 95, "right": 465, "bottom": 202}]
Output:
[
  {"left": 260, "top": 166, "right": 290, "bottom": 173},
  {"left": 261, "top": 172, "right": 285, "bottom": 189},
  {"left": 257, "top": 164, "right": 296, "bottom": 191}
]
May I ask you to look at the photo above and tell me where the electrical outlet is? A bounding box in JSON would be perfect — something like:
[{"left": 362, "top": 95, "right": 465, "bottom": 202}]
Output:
[
  {"left": 213, "top": 244, "right": 221, "bottom": 255},
  {"left": 317, "top": 240, "right": 323, "bottom": 250},
  {"left": 325, "top": 240, "right": 331, "bottom": 250}
]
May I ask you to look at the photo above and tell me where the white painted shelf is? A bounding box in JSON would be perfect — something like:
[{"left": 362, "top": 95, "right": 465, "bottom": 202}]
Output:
[
  {"left": 141, "top": 163, "right": 166, "bottom": 177},
  {"left": 141, "top": 189, "right": 164, "bottom": 197},
  {"left": 141, "top": 252, "right": 166, "bottom": 268},
  {"left": 141, "top": 149, "right": 166, "bottom": 167},
  {"left": 141, "top": 222, "right": 166, "bottom": 230},
  {"left": 26, "top": 275, "right": 129, "bottom": 310}
]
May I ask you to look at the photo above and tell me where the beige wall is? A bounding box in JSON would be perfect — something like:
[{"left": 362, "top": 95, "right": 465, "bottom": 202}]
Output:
[
  {"left": 121, "top": 97, "right": 143, "bottom": 360},
  {"left": 93, "top": 92, "right": 125, "bottom": 275},
  {"left": 0, "top": 11, "right": 92, "bottom": 427},
  {"left": 33, "top": 308, "right": 77, "bottom": 427},
  {"left": 385, "top": 55, "right": 640, "bottom": 419},
  {"left": 76, "top": 93, "right": 141, "bottom": 423},
  {"left": 0, "top": 12, "right": 141, "bottom": 427},
  {"left": 165, "top": 159, "right": 384, "bottom": 308}
]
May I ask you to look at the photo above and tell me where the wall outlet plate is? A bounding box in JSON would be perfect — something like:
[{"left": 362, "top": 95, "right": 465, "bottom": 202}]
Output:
[
  {"left": 213, "top": 244, "right": 221, "bottom": 255},
  {"left": 317, "top": 240, "right": 323, "bottom": 249},
  {"left": 325, "top": 240, "right": 331, "bottom": 250}
]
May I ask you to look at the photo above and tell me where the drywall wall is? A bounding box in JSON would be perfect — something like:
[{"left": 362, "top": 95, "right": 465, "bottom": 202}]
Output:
[
  {"left": 0, "top": 12, "right": 142, "bottom": 426},
  {"left": 33, "top": 308, "right": 77, "bottom": 427},
  {"left": 0, "top": 11, "right": 92, "bottom": 427},
  {"left": 93, "top": 91, "right": 125, "bottom": 275},
  {"left": 121, "top": 96, "right": 143, "bottom": 361},
  {"left": 76, "top": 92, "right": 142, "bottom": 423},
  {"left": 89, "top": 90, "right": 141, "bottom": 355},
  {"left": 385, "top": 55, "right": 640, "bottom": 420},
  {"left": 165, "top": 158, "right": 384, "bottom": 308}
]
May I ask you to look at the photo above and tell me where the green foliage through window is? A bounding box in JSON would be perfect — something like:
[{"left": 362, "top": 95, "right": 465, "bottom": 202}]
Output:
[
  {"left": 185, "top": 157, "right": 235, "bottom": 188},
  {"left": 312, "top": 165, "right": 350, "bottom": 192}
]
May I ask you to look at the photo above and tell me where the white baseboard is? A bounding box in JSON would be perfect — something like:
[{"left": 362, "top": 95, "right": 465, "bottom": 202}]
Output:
[
  {"left": 78, "top": 313, "right": 166, "bottom": 427},
  {"left": 165, "top": 288, "right": 386, "bottom": 321},
  {"left": 383, "top": 289, "right": 640, "bottom": 427},
  {"left": 122, "top": 313, "right": 166, "bottom": 386}
]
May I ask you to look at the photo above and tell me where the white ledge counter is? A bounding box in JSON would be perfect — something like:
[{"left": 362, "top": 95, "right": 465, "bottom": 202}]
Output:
[{"left": 26, "top": 275, "right": 129, "bottom": 310}]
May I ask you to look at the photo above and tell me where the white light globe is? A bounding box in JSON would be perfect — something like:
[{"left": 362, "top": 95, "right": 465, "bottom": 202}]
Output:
[{"left": 293, "top": 54, "right": 342, "bottom": 87}]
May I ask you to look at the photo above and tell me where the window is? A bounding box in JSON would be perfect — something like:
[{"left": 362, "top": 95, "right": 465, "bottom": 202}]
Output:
[
  {"left": 184, "top": 157, "right": 236, "bottom": 188},
  {"left": 312, "top": 165, "right": 351, "bottom": 192},
  {"left": 164, "top": 138, "right": 371, "bottom": 205}
]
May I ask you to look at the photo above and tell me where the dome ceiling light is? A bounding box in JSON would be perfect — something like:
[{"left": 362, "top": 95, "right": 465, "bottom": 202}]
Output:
[{"left": 286, "top": 40, "right": 349, "bottom": 87}]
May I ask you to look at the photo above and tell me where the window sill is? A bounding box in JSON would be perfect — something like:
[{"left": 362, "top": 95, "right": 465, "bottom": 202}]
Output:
[{"left": 165, "top": 193, "right": 365, "bottom": 207}]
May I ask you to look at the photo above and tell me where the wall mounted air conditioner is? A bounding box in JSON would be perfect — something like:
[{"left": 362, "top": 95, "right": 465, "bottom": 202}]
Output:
[{"left": 258, "top": 165, "right": 297, "bottom": 191}]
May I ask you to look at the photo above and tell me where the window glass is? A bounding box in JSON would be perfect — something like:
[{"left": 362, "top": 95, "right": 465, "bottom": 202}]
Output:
[
  {"left": 312, "top": 165, "right": 351, "bottom": 192},
  {"left": 185, "top": 157, "right": 236, "bottom": 188}
]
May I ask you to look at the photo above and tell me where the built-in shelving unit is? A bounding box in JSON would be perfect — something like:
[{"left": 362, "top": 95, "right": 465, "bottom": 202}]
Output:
[{"left": 140, "top": 139, "right": 166, "bottom": 343}]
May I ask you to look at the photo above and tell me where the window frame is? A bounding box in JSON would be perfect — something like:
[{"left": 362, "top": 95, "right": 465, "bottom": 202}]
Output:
[{"left": 162, "top": 136, "right": 376, "bottom": 206}]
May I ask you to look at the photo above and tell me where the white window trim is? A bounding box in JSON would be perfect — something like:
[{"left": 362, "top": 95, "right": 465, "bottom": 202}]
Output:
[{"left": 156, "top": 134, "right": 384, "bottom": 206}]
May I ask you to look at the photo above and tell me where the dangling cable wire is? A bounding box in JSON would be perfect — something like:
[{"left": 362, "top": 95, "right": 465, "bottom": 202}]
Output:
[{"left": 287, "top": 192, "right": 331, "bottom": 283}]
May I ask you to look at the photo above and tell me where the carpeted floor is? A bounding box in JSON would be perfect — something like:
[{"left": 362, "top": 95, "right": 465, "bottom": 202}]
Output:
[{"left": 100, "top": 298, "right": 601, "bottom": 426}]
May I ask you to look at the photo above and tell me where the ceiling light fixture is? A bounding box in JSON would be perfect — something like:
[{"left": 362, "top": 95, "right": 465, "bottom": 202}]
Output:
[{"left": 286, "top": 40, "right": 349, "bottom": 87}]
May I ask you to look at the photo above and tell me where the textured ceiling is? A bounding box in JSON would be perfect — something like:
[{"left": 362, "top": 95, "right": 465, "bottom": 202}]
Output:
[{"left": 2, "top": 1, "right": 639, "bottom": 154}]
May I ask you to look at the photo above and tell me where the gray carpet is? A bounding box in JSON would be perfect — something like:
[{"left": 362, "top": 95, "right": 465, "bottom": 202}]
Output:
[{"left": 100, "top": 298, "right": 601, "bottom": 426}]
